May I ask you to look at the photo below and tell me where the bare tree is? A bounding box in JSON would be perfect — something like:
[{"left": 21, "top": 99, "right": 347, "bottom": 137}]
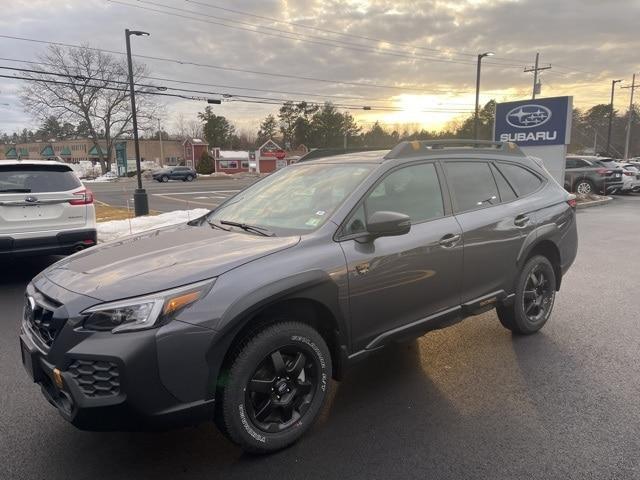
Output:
[
  {"left": 186, "top": 119, "right": 203, "bottom": 139},
  {"left": 20, "top": 44, "right": 160, "bottom": 173}
]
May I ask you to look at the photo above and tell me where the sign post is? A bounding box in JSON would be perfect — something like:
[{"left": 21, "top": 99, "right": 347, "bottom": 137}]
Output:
[
  {"left": 494, "top": 96, "right": 572, "bottom": 184},
  {"left": 115, "top": 141, "right": 128, "bottom": 177}
]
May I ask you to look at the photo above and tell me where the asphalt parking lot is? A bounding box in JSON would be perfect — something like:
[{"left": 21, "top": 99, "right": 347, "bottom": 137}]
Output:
[
  {"left": 1, "top": 196, "right": 640, "bottom": 480},
  {"left": 88, "top": 176, "right": 258, "bottom": 212}
]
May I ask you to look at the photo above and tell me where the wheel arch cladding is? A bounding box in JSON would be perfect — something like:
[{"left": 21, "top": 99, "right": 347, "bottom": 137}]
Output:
[
  {"left": 214, "top": 271, "right": 347, "bottom": 389},
  {"left": 524, "top": 240, "right": 562, "bottom": 291}
]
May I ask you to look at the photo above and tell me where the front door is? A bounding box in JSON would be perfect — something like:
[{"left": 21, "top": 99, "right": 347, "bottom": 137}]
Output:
[{"left": 339, "top": 162, "right": 463, "bottom": 352}]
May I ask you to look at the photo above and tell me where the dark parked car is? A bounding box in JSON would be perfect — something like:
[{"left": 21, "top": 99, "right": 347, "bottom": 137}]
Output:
[
  {"left": 565, "top": 155, "right": 624, "bottom": 194},
  {"left": 152, "top": 166, "right": 197, "bottom": 182},
  {"left": 20, "top": 140, "right": 578, "bottom": 453}
]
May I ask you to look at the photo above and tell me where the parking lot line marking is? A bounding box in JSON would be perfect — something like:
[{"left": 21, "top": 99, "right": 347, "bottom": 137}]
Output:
[
  {"left": 153, "top": 194, "right": 221, "bottom": 207},
  {"left": 151, "top": 190, "right": 239, "bottom": 196}
]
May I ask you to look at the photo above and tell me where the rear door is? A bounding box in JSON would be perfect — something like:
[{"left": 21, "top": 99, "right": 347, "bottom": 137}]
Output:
[
  {"left": 443, "top": 160, "right": 538, "bottom": 304},
  {"left": 0, "top": 164, "right": 87, "bottom": 234}
]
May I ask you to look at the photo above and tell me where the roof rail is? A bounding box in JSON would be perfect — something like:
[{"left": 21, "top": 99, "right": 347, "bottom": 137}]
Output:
[
  {"left": 384, "top": 139, "right": 525, "bottom": 159},
  {"left": 298, "top": 146, "right": 387, "bottom": 162}
]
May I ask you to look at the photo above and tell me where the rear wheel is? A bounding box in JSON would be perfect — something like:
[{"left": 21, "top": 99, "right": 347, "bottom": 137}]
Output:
[
  {"left": 216, "top": 321, "right": 331, "bottom": 453},
  {"left": 574, "top": 179, "right": 594, "bottom": 195},
  {"left": 497, "top": 255, "right": 556, "bottom": 335}
]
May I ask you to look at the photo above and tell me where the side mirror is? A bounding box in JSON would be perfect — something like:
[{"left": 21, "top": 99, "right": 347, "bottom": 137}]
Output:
[{"left": 366, "top": 211, "right": 411, "bottom": 238}]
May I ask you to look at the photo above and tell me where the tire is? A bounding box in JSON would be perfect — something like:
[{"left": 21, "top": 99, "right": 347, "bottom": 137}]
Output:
[
  {"left": 574, "top": 179, "right": 594, "bottom": 195},
  {"left": 217, "top": 321, "right": 332, "bottom": 453},
  {"left": 186, "top": 175, "right": 194, "bottom": 182},
  {"left": 161, "top": 175, "right": 169, "bottom": 183},
  {"left": 497, "top": 255, "right": 556, "bottom": 335}
]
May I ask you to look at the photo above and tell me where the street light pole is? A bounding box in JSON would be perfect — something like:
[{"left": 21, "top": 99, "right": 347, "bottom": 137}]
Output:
[
  {"left": 125, "top": 28, "right": 150, "bottom": 216},
  {"left": 157, "top": 117, "right": 164, "bottom": 166},
  {"left": 621, "top": 74, "right": 638, "bottom": 160},
  {"left": 474, "top": 51, "right": 494, "bottom": 140},
  {"left": 606, "top": 79, "right": 622, "bottom": 156}
]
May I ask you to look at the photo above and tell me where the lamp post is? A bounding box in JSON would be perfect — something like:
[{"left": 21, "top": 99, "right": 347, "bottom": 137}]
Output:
[
  {"left": 606, "top": 79, "right": 623, "bottom": 156},
  {"left": 125, "top": 28, "right": 150, "bottom": 216},
  {"left": 474, "top": 51, "right": 494, "bottom": 140}
]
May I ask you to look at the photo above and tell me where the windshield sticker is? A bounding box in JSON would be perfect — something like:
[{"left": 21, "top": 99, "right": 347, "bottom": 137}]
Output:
[
  {"left": 315, "top": 210, "right": 326, "bottom": 216},
  {"left": 305, "top": 218, "right": 321, "bottom": 227}
]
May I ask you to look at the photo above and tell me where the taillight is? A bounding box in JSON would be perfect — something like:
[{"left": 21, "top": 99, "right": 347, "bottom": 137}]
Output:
[
  {"left": 624, "top": 171, "right": 633, "bottom": 176},
  {"left": 69, "top": 188, "right": 94, "bottom": 205},
  {"left": 596, "top": 168, "right": 612, "bottom": 176},
  {"left": 567, "top": 194, "right": 577, "bottom": 209}
]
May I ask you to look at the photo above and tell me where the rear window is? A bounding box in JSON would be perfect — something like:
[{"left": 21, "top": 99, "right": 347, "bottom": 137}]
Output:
[{"left": 0, "top": 164, "right": 82, "bottom": 193}]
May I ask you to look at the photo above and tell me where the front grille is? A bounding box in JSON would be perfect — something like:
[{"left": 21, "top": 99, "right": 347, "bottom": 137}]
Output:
[
  {"left": 68, "top": 359, "right": 121, "bottom": 398},
  {"left": 24, "top": 293, "right": 63, "bottom": 348}
]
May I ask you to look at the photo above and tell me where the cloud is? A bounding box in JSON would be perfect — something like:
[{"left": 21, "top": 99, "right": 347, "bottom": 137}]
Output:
[{"left": 0, "top": 0, "right": 638, "bottom": 134}]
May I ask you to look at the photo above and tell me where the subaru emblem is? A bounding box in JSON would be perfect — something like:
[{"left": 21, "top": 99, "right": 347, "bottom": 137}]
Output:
[
  {"left": 24, "top": 196, "right": 39, "bottom": 203},
  {"left": 506, "top": 104, "right": 552, "bottom": 129}
]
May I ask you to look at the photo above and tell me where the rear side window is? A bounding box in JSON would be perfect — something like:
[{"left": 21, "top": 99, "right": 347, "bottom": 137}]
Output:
[
  {"left": 566, "top": 158, "right": 577, "bottom": 169},
  {"left": 0, "top": 165, "right": 81, "bottom": 193},
  {"left": 490, "top": 164, "right": 517, "bottom": 202},
  {"left": 497, "top": 163, "right": 543, "bottom": 197},
  {"left": 445, "top": 162, "right": 499, "bottom": 213}
]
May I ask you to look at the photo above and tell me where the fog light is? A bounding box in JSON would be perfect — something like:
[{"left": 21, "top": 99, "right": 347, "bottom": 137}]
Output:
[{"left": 53, "top": 368, "right": 64, "bottom": 389}]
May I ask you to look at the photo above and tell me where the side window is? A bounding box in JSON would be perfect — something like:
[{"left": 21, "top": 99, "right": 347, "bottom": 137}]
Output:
[
  {"left": 566, "top": 158, "right": 577, "bottom": 169},
  {"left": 364, "top": 163, "right": 444, "bottom": 224},
  {"left": 490, "top": 164, "right": 517, "bottom": 202},
  {"left": 445, "top": 162, "right": 499, "bottom": 213},
  {"left": 498, "top": 162, "right": 543, "bottom": 197},
  {"left": 343, "top": 204, "right": 367, "bottom": 236},
  {"left": 576, "top": 160, "right": 590, "bottom": 168}
]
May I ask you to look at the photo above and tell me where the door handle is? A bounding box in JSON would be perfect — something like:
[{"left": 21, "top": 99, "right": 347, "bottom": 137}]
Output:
[
  {"left": 514, "top": 214, "right": 530, "bottom": 227},
  {"left": 439, "top": 233, "right": 461, "bottom": 247}
]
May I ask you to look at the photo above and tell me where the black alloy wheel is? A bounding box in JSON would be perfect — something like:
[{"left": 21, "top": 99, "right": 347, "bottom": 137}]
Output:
[
  {"left": 522, "top": 265, "right": 554, "bottom": 323},
  {"left": 246, "top": 347, "right": 317, "bottom": 432}
]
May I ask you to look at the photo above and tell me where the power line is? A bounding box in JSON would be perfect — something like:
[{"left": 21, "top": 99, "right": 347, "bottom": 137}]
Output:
[
  {"left": 107, "top": 0, "right": 526, "bottom": 69},
  {"left": 0, "top": 34, "right": 462, "bottom": 92},
  {"left": 0, "top": 56, "right": 478, "bottom": 101},
  {"left": 0, "top": 64, "right": 475, "bottom": 112},
  {"left": 0, "top": 70, "right": 476, "bottom": 113},
  {"left": 183, "top": 0, "right": 535, "bottom": 66}
]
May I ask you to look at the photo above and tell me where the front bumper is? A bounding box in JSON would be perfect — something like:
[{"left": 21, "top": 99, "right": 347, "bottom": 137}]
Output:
[
  {"left": 0, "top": 229, "right": 97, "bottom": 257},
  {"left": 19, "top": 280, "right": 221, "bottom": 431}
]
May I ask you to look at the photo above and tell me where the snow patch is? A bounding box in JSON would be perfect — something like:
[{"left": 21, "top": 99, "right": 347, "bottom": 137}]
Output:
[{"left": 97, "top": 208, "right": 210, "bottom": 243}]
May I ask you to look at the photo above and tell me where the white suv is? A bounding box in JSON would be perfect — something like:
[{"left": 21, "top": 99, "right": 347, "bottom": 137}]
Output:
[{"left": 0, "top": 160, "right": 96, "bottom": 256}]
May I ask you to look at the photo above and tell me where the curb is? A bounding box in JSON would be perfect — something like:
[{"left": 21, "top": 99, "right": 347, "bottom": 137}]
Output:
[{"left": 576, "top": 196, "right": 613, "bottom": 209}]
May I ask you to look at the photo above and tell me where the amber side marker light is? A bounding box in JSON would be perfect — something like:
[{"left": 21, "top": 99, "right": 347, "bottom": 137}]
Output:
[
  {"left": 53, "top": 368, "right": 64, "bottom": 389},
  {"left": 163, "top": 291, "right": 202, "bottom": 316}
]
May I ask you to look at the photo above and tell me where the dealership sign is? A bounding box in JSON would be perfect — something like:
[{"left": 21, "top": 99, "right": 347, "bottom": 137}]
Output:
[{"left": 494, "top": 96, "right": 572, "bottom": 146}]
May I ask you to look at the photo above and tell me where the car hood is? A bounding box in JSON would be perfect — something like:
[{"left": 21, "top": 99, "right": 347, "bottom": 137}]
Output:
[{"left": 42, "top": 223, "right": 300, "bottom": 302}]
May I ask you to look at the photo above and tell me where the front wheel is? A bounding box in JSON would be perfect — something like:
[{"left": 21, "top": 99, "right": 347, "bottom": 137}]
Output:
[
  {"left": 497, "top": 255, "right": 556, "bottom": 335},
  {"left": 161, "top": 175, "right": 169, "bottom": 183},
  {"left": 186, "top": 174, "right": 194, "bottom": 182},
  {"left": 217, "top": 321, "right": 331, "bottom": 453}
]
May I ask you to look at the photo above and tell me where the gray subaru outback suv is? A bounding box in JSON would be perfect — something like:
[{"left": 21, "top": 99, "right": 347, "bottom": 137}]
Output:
[{"left": 20, "top": 140, "right": 578, "bottom": 453}]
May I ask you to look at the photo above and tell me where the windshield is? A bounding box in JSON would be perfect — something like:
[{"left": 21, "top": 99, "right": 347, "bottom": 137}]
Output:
[{"left": 208, "top": 163, "right": 375, "bottom": 235}]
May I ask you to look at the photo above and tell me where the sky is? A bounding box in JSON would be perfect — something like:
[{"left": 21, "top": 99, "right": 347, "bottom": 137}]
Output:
[{"left": 1, "top": 0, "right": 639, "bottom": 136}]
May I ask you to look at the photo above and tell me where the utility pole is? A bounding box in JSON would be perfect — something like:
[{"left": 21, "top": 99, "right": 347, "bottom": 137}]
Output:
[
  {"left": 621, "top": 74, "right": 638, "bottom": 160},
  {"left": 606, "top": 79, "right": 623, "bottom": 156},
  {"left": 524, "top": 53, "right": 551, "bottom": 99},
  {"left": 157, "top": 117, "right": 164, "bottom": 166}
]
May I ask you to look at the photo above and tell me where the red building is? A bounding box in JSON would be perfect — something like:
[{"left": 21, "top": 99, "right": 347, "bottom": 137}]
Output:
[
  {"left": 213, "top": 140, "right": 294, "bottom": 174},
  {"left": 183, "top": 138, "right": 209, "bottom": 168}
]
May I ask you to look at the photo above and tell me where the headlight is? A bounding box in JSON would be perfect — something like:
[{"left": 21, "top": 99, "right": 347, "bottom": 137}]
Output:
[{"left": 82, "top": 279, "right": 214, "bottom": 333}]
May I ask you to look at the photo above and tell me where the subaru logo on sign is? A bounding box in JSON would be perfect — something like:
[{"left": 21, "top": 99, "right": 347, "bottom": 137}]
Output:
[{"left": 506, "top": 105, "right": 552, "bottom": 128}]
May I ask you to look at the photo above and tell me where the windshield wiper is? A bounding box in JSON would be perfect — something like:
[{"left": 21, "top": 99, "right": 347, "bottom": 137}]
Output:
[
  {"left": 219, "top": 220, "right": 275, "bottom": 237},
  {"left": 0, "top": 188, "right": 31, "bottom": 193},
  {"left": 206, "top": 219, "right": 231, "bottom": 231}
]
